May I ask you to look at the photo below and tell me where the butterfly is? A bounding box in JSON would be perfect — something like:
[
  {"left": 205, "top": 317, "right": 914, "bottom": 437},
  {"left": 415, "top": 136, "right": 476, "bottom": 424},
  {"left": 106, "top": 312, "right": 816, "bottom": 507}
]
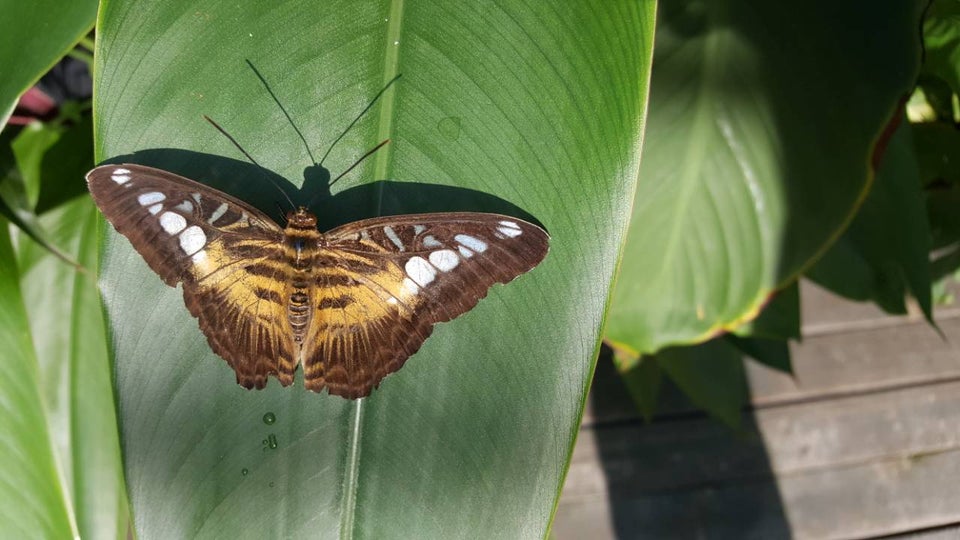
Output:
[{"left": 86, "top": 164, "right": 549, "bottom": 398}]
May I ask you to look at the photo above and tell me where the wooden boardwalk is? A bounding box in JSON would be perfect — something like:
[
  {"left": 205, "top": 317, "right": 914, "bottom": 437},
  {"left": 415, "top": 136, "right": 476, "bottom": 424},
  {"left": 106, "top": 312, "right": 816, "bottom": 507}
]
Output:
[{"left": 554, "top": 281, "right": 960, "bottom": 539}]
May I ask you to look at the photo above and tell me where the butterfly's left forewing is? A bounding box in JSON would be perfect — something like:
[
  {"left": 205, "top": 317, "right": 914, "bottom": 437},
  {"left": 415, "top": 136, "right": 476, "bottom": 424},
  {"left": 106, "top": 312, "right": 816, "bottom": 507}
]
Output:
[
  {"left": 303, "top": 213, "right": 549, "bottom": 398},
  {"left": 87, "top": 164, "right": 299, "bottom": 389}
]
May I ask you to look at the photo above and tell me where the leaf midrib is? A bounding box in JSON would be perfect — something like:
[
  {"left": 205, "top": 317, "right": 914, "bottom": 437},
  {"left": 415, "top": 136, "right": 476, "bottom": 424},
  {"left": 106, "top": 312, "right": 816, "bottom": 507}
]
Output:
[{"left": 340, "top": 1, "right": 405, "bottom": 538}]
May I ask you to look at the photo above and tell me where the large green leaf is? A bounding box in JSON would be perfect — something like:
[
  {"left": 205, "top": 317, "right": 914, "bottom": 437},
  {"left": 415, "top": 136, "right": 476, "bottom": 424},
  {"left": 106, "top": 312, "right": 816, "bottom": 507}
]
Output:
[
  {"left": 0, "top": 221, "right": 75, "bottom": 538},
  {"left": 17, "top": 197, "right": 129, "bottom": 540},
  {"left": 0, "top": 0, "right": 97, "bottom": 127},
  {"left": 94, "top": 0, "right": 654, "bottom": 537},
  {"left": 606, "top": 1, "right": 924, "bottom": 355}
]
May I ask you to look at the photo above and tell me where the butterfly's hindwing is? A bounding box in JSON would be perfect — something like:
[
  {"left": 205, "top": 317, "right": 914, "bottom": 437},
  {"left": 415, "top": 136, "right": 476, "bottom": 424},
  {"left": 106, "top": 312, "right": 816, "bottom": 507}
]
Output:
[{"left": 87, "top": 164, "right": 550, "bottom": 398}]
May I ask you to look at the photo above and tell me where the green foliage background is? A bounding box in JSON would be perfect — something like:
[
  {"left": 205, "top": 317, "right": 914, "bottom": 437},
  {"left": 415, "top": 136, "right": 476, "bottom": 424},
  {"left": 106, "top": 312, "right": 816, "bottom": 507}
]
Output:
[{"left": 1, "top": 0, "right": 957, "bottom": 538}]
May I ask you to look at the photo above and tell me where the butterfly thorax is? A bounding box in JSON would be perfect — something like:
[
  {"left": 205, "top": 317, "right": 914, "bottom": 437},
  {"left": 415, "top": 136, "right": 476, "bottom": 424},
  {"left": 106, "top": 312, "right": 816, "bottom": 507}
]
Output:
[
  {"left": 286, "top": 207, "right": 317, "bottom": 230},
  {"left": 284, "top": 207, "right": 321, "bottom": 343},
  {"left": 284, "top": 207, "right": 320, "bottom": 263}
]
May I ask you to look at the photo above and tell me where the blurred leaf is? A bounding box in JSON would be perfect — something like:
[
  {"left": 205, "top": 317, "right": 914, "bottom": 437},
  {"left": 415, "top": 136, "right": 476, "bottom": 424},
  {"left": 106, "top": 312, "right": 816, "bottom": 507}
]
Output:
[
  {"left": 94, "top": 0, "right": 656, "bottom": 537},
  {"left": 928, "top": 181, "right": 960, "bottom": 282},
  {"left": 17, "top": 197, "right": 129, "bottom": 540},
  {"left": 732, "top": 281, "right": 800, "bottom": 341},
  {"left": 0, "top": 0, "right": 97, "bottom": 127},
  {"left": 606, "top": 0, "right": 924, "bottom": 355},
  {"left": 913, "top": 121, "right": 960, "bottom": 191},
  {"left": 10, "top": 121, "right": 59, "bottom": 206},
  {"left": 914, "top": 120, "right": 960, "bottom": 284},
  {"left": 808, "top": 119, "right": 934, "bottom": 322},
  {"left": 0, "top": 220, "right": 75, "bottom": 538},
  {"left": 921, "top": 0, "right": 960, "bottom": 95},
  {"left": 12, "top": 111, "right": 94, "bottom": 212},
  {"left": 33, "top": 118, "right": 95, "bottom": 213},
  {"left": 726, "top": 335, "right": 792, "bottom": 374},
  {"left": 658, "top": 339, "right": 747, "bottom": 428},
  {"left": 0, "top": 125, "right": 82, "bottom": 268},
  {"left": 610, "top": 345, "right": 662, "bottom": 422}
]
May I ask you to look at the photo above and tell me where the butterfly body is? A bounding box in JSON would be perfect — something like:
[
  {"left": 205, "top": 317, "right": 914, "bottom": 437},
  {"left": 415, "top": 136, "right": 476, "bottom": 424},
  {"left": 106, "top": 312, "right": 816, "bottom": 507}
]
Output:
[{"left": 87, "top": 164, "right": 548, "bottom": 398}]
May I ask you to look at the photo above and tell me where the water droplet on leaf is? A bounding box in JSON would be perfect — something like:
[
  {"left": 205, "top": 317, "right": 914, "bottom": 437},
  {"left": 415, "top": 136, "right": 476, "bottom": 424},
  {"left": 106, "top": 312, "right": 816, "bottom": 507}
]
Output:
[{"left": 437, "top": 116, "right": 462, "bottom": 141}]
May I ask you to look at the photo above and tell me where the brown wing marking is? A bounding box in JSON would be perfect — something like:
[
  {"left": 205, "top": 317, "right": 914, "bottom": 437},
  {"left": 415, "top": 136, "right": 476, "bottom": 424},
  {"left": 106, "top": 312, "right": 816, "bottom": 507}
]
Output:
[
  {"left": 301, "top": 213, "right": 549, "bottom": 398},
  {"left": 182, "top": 249, "right": 299, "bottom": 389}
]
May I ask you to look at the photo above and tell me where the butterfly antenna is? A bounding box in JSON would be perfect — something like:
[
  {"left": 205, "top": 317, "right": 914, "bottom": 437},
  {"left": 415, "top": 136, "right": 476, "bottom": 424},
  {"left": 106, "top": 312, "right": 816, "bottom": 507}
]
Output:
[
  {"left": 318, "top": 73, "right": 402, "bottom": 166},
  {"left": 203, "top": 114, "right": 297, "bottom": 211},
  {"left": 274, "top": 201, "right": 289, "bottom": 224},
  {"left": 245, "top": 59, "right": 318, "bottom": 166}
]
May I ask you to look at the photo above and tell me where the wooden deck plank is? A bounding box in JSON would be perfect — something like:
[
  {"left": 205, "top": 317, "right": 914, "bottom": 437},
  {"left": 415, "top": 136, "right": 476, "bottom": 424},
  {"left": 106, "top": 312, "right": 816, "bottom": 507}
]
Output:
[
  {"left": 748, "top": 314, "right": 960, "bottom": 406},
  {"left": 559, "top": 379, "right": 960, "bottom": 538},
  {"left": 558, "top": 280, "right": 960, "bottom": 538},
  {"left": 582, "top": 312, "right": 960, "bottom": 426},
  {"left": 556, "top": 445, "right": 960, "bottom": 539},
  {"left": 567, "top": 380, "right": 960, "bottom": 495}
]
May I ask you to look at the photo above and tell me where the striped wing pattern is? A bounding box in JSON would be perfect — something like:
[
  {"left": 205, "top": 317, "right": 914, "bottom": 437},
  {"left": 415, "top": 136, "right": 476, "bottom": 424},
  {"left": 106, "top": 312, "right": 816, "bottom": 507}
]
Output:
[
  {"left": 304, "top": 214, "right": 548, "bottom": 397},
  {"left": 86, "top": 165, "right": 300, "bottom": 389},
  {"left": 87, "top": 164, "right": 549, "bottom": 398}
]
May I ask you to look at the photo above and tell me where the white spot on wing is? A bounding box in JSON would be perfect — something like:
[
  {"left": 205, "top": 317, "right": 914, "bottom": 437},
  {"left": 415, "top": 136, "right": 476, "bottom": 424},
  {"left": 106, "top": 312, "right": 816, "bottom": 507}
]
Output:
[
  {"left": 111, "top": 173, "right": 131, "bottom": 185},
  {"left": 208, "top": 202, "right": 228, "bottom": 224},
  {"left": 384, "top": 226, "right": 405, "bottom": 251},
  {"left": 496, "top": 226, "right": 522, "bottom": 238},
  {"left": 113, "top": 168, "right": 131, "bottom": 175},
  {"left": 191, "top": 192, "right": 202, "bottom": 204},
  {"left": 413, "top": 225, "right": 426, "bottom": 234},
  {"left": 179, "top": 226, "right": 206, "bottom": 255},
  {"left": 147, "top": 203, "right": 163, "bottom": 215},
  {"left": 402, "top": 277, "right": 420, "bottom": 295},
  {"left": 455, "top": 234, "right": 487, "bottom": 253},
  {"left": 137, "top": 192, "right": 165, "bottom": 206},
  {"left": 191, "top": 249, "right": 207, "bottom": 265},
  {"left": 497, "top": 220, "right": 523, "bottom": 238},
  {"left": 422, "top": 235, "right": 442, "bottom": 248},
  {"left": 405, "top": 256, "right": 436, "bottom": 287},
  {"left": 386, "top": 296, "right": 398, "bottom": 305},
  {"left": 159, "top": 212, "right": 187, "bottom": 235},
  {"left": 429, "top": 249, "right": 459, "bottom": 272},
  {"left": 457, "top": 246, "right": 474, "bottom": 258},
  {"left": 175, "top": 200, "right": 194, "bottom": 213}
]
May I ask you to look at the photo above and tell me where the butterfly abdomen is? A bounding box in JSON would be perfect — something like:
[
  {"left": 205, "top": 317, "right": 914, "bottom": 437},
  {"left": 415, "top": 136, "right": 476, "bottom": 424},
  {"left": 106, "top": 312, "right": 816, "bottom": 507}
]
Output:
[{"left": 283, "top": 211, "right": 322, "bottom": 346}]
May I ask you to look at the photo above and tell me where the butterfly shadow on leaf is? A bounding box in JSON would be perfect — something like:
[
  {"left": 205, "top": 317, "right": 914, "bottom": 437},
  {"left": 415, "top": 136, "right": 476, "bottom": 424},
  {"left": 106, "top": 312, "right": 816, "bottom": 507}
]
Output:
[{"left": 101, "top": 147, "right": 545, "bottom": 230}]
